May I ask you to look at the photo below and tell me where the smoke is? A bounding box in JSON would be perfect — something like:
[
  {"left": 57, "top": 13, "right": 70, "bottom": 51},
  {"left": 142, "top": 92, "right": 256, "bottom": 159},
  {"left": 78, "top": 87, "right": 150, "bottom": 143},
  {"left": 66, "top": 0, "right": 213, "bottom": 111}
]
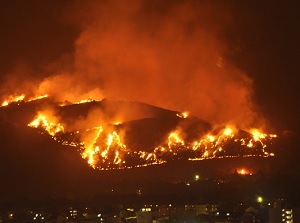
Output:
[
  {"left": 0, "top": 62, "right": 41, "bottom": 100},
  {"left": 2, "top": 0, "right": 263, "bottom": 129}
]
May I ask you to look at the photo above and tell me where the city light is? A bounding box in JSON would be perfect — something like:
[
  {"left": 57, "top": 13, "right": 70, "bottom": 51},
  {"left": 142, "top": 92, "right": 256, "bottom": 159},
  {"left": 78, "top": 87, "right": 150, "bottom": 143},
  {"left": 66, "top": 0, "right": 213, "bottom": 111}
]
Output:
[{"left": 257, "top": 196, "right": 263, "bottom": 203}]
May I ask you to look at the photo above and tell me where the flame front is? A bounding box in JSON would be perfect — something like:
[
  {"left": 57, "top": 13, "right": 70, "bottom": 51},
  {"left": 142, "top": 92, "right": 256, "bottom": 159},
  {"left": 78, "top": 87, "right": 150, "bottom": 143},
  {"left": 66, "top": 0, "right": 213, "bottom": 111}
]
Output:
[
  {"left": 11, "top": 93, "right": 277, "bottom": 170},
  {"left": 81, "top": 126, "right": 103, "bottom": 168},
  {"left": 176, "top": 112, "right": 188, "bottom": 119},
  {"left": 28, "top": 114, "right": 64, "bottom": 136},
  {"left": 237, "top": 168, "right": 251, "bottom": 175},
  {"left": 27, "top": 109, "right": 277, "bottom": 170},
  {"left": 1, "top": 94, "right": 49, "bottom": 107},
  {"left": 1, "top": 94, "right": 25, "bottom": 107}
]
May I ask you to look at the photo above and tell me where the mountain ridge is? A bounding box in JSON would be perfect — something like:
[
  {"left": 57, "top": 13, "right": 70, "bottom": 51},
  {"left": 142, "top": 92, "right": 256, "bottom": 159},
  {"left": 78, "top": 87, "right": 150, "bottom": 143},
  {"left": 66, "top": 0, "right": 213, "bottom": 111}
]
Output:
[{"left": 0, "top": 97, "right": 281, "bottom": 200}]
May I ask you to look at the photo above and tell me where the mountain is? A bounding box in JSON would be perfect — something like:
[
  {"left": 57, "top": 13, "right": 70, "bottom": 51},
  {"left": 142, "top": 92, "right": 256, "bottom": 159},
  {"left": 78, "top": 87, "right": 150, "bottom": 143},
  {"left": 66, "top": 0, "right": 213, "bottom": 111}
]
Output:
[{"left": 0, "top": 98, "right": 282, "bottom": 201}]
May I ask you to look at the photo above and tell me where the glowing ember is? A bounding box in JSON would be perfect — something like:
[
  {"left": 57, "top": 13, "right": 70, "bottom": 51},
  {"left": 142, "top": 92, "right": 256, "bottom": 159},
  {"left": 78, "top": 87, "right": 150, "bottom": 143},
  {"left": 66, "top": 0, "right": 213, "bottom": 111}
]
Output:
[
  {"left": 176, "top": 112, "right": 189, "bottom": 118},
  {"left": 237, "top": 168, "right": 251, "bottom": 175}
]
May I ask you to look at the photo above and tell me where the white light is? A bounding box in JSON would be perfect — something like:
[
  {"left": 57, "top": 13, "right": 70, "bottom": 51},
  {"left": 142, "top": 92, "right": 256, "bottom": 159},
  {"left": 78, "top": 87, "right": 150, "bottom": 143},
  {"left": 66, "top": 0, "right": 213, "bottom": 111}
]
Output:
[{"left": 226, "top": 213, "right": 230, "bottom": 216}]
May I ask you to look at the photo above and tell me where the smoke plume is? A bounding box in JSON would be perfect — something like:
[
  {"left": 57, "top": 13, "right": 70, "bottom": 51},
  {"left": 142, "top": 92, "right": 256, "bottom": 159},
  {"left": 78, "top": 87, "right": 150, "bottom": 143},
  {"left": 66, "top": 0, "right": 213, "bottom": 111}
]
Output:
[{"left": 2, "top": 0, "right": 263, "bottom": 129}]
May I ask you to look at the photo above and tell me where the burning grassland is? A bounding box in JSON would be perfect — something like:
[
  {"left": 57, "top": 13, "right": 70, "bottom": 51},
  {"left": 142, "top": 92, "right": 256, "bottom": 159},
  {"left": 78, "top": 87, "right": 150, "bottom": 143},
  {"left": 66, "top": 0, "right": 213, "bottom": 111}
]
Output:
[
  {"left": 1, "top": 94, "right": 48, "bottom": 107},
  {"left": 20, "top": 97, "right": 277, "bottom": 170}
]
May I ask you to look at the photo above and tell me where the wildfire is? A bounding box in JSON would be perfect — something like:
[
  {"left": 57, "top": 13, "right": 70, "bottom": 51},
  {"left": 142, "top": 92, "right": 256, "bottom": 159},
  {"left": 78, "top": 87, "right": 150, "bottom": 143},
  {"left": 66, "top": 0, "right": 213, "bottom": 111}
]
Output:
[
  {"left": 189, "top": 126, "right": 277, "bottom": 160},
  {"left": 168, "top": 132, "right": 185, "bottom": 148},
  {"left": 28, "top": 112, "right": 130, "bottom": 169},
  {"left": 75, "top": 98, "right": 98, "bottom": 104},
  {"left": 26, "top": 108, "right": 278, "bottom": 170},
  {"left": 28, "top": 114, "right": 64, "bottom": 136},
  {"left": 28, "top": 94, "right": 48, "bottom": 102},
  {"left": 236, "top": 168, "right": 251, "bottom": 175},
  {"left": 1, "top": 94, "right": 49, "bottom": 107},
  {"left": 1, "top": 94, "right": 25, "bottom": 106},
  {"left": 223, "top": 127, "right": 234, "bottom": 137},
  {"left": 81, "top": 126, "right": 103, "bottom": 167},
  {"left": 176, "top": 112, "right": 189, "bottom": 118}
]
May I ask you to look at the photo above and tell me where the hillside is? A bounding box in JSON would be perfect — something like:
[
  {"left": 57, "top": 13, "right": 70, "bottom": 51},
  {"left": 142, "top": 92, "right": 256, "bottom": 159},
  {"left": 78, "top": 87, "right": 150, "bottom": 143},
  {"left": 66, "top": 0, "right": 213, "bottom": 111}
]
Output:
[{"left": 0, "top": 98, "right": 283, "bottom": 200}]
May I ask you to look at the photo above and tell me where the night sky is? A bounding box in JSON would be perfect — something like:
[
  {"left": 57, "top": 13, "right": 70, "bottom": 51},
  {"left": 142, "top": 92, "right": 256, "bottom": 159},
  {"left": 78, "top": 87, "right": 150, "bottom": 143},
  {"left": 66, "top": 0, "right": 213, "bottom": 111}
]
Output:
[{"left": 0, "top": 0, "right": 299, "bottom": 200}]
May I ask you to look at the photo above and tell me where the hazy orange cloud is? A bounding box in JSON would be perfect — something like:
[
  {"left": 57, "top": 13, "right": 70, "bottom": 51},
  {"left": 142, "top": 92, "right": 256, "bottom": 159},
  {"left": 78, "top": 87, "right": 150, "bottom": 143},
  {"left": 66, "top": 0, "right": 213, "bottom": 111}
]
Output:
[
  {"left": 53, "top": 0, "right": 260, "bottom": 128},
  {"left": 1, "top": 0, "right": 264, "bottom": 129}
]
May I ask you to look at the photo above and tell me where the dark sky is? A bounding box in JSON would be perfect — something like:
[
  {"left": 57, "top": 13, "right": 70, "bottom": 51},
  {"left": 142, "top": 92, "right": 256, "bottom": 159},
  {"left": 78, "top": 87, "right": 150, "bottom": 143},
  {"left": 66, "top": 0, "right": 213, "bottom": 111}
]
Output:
[
  {"left": 0, "top": 0, "right": 300, "bottom": 201},
  {"left": 0, "top": 0, "right": 76, "bottom": 74},
  {"left": 226, "top": 2, "right": 300, "bottom": 134}
]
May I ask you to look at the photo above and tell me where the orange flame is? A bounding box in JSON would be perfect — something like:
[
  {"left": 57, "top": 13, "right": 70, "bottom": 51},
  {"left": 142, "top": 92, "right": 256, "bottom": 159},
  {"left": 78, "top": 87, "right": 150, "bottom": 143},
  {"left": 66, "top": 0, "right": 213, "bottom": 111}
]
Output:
[
  {"left": 1, "top": 94, "right": 49, "bottom": 107},
  {"left": 237, "top": 168, "right": 251, "bottom": 175},
  {"left": 176, "top": 112, "right": 189, "bottom": 118},
  {"left": 75, "top": 98, "right": 98, "bottom": 104},
  {"left": 1, "top": 94, "right": 25, "bottom": 107},
  {"left": 28, "top": 94, "right": 48, "bottom": 102},
  {"left": 27, "top": 110, "right": 278, "bottom": 170},
  {"left": 28, "top": 114, "right": 64, "bottom": 136}
]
